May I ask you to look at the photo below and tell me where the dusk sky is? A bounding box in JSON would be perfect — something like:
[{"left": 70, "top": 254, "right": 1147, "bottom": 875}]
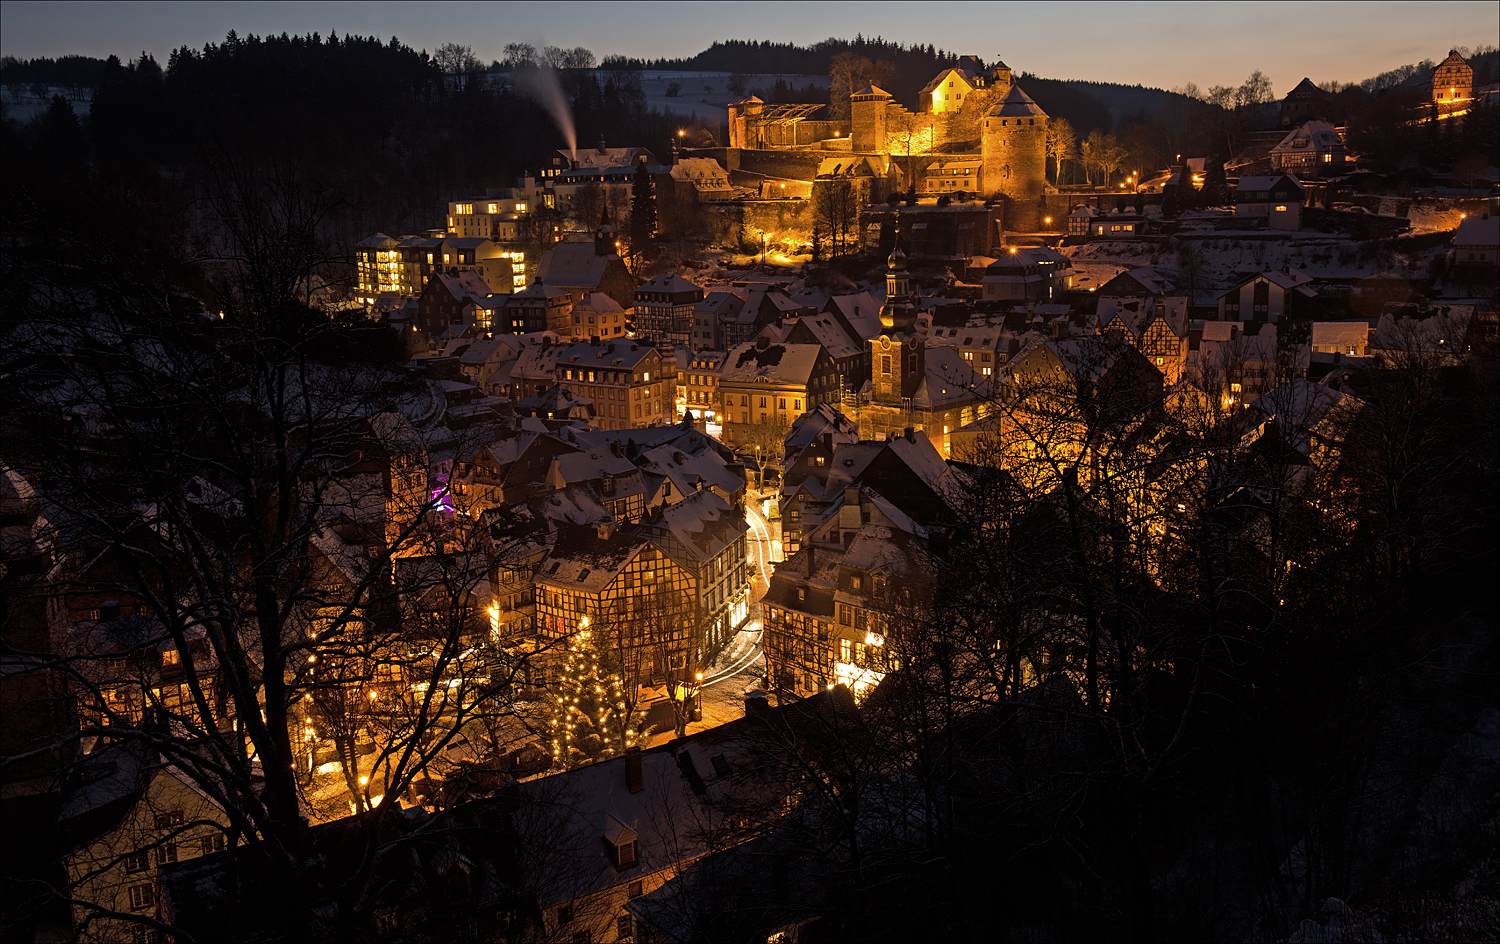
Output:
[{"left": 1, "top": 0, "right": 1496, "bottom": 94}]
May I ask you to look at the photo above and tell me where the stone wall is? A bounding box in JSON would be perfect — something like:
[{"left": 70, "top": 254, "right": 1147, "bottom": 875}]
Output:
[{"left": 981, "top": 115, "right": 1047, "bottom": 219}]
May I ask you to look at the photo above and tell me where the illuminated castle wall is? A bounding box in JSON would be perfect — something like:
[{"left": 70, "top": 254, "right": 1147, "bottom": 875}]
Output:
[{"left": 980, "top": 85, "right": 1048, "bottom": 228}]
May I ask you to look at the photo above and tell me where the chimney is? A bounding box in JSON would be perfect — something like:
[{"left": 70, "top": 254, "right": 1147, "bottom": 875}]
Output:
[
  {"left": 596, "top": 518, "right": 616, "bottom": 541},
  {"left": 804, "top": 546, "right": 815, "bottom": 578},
  {"left": 611, "top": 441, "right": 624, "bottom": 457},
  {"left": 903, "top": 426, "right": 916, "bottom": 443},
  {"left": 821, "top": 432, "right": 832, "bottom": 452},
  {"left": 840, "top": 487, "right": 861, "bottom": 531},
  {"left": 625, "top": 746, "right": 644, "bottom": 793},
  {"left": 743, "top": 690, "right": 770, "bottom": 717}
]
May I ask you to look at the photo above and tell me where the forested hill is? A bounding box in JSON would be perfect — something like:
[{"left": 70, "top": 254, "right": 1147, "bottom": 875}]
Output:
[
  {"left": 644, "top": 40, "right": 1199, "bottom": 134},
  {"left": 644, "top": 36, "right": 957, "bottom": 78}
]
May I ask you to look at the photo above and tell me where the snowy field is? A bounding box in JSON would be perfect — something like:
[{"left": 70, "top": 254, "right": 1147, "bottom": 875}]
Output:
[
  {"left": 635, "top": 71, "right": 829, "bottom": 124},
  {"left": 0, "top": 85, "right": 90, "bottom": 121}
]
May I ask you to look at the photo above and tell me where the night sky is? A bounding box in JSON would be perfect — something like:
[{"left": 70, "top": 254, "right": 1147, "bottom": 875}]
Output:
[{"left": 2, "top": 0, "right": 1495, "bottom": 94}]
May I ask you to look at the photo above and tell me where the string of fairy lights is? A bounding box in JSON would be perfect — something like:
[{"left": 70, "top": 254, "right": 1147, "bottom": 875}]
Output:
[{"left": 548, "top": 628, "right": 637, "bottom": 766}]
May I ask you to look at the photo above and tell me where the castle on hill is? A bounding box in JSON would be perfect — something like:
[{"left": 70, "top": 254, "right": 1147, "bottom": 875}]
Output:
[{"left": 721, "top": 56, "right": 1049, "bottom": 229}]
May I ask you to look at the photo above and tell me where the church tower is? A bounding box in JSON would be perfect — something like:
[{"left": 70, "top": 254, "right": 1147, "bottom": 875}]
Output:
[
  {"left": 594, "top": 207, "right": 617, "bottom": 257},
  {"left": 879, "top": 228, "right": 917, "bottom": 333},
  {"left": 981, "top": 84, "right": 1048, "bottom": 229}
]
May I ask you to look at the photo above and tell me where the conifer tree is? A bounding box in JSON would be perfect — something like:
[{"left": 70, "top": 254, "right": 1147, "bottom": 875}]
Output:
[
  {"left": 1199, "top": 152, "right": 1232, "bottom": 207},
  {"left": 546, "top": 628, "right": 638, "bottom": 768},
  {"left": 630, "top": 162, "right": 657, "bottom": 259}
]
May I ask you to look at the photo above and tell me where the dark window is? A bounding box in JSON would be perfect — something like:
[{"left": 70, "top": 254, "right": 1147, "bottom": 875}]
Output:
[
  {"left": 628, "top": 880, "right": 644, "bottom": 899},
  {"left": 617, "top": 840, "right": 638, "bottom": 868},
  {"left": 618, "top": 914, "right": 634, "bottom": 940},
  {"left": 557, "top": 904, "right": 574, "bottom": 925}
]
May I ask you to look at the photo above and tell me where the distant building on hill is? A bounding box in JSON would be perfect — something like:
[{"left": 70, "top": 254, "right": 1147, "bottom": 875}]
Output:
[
  {"left": 1280, "top": 77, "right": 1330, "bottom": 127},
  {"left": 1432, "top": 49, "right": 1474, "bottom": 104}
]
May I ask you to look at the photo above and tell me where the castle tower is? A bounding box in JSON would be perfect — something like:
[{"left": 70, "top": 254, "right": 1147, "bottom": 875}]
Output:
[
  {"left": 850, "top": 84, "right": 893, "bottom": 153},
  {"left": 990, "top": 61, "right": 1013, "bottom": 92},
  {"left": 727, "top": 95, "right": 764, "bottom": 149},
  {"left": 981, "top": 84, "right": 1048, "bottom": 229}
]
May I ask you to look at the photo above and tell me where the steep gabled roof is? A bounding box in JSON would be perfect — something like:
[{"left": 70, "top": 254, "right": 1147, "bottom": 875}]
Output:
[{"left": 986, "top": 84, "right": 1047, "bottom": 118}]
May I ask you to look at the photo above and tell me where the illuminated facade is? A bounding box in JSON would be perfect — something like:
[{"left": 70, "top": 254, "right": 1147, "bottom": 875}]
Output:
[
  {"left": 554, "top": 339, "right": 670, "bottom": 431},
  {"left": 762, "top": 486, "right": 935, "bottom": 702},
  {"left": 355, "top": 234, "right": 529, "bottom": 305},
  {"left": 354, "top": 233, "right": 405, "bottom": 303},
  {"left": 447, "top": 195, "right": 530, "bottom": 239},
  {"left": 533, "top": 523, "right": 699, "bottom": 690},
  {"left": 632, "top": 489, "right": 751, "bottom": 663},
  {"left": 634, "top": 273, "right": 705, "bottom": 347},
  {"left": 683, "top": 351, "right": 726, "bottom": 422},
  {"left": 718, "top": 340, "right": 838, "bottom": 448},
  {"left": 1432, "top": 49, "right": 1473, "bottom": 104},
  {"left": 919, "top": 56, "right": 1011, "bottom": 114}
]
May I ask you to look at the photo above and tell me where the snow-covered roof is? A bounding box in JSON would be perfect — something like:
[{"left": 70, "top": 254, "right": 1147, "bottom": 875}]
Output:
[
  {"left": 794, "top": 313, "right": 862, "bottom": 359},
  {"left": 1216, "top": 270, "right": 1316, "bottom": 298},
  {"left": 721, "top": 342, "right": 824, "bottom": 385},
  {"left": 1270, "top": 120, "right": 1342, "bottom": 155},
  {"left": 1236, "top": 175, "right": 1303, "bottom": 192},
  {"left": 636, "top": 272, "right": 703, "bottom": 295},
  {"left": 558, "top": 145, "right": 657, "bottom": 168},
  {"left": 1454, "top": 215, "right": 1499, "bottom": 248},
  {"left": 572, "top": 291, "right": 626, "bottom": 315},
  {"left": 555, "top": 339, "right": 658, "bottom": 371},
  {"left": 824, "top": 292, "right": 883, "bottom": 340},
  {"left": 536, "top": 241, "right": 617, "bottom": 289},
  {"left": 431, "top": 270, "right": 493, "bottom": 304},
  {"left": 986, "top": 84, "right": 1047, "bottom": 118},
  {"left": 1310, "top": 321, "right": 1371, "bottom": 347},
  {"left": 851, "top": 84, "right": 892, "bottom": 98}
]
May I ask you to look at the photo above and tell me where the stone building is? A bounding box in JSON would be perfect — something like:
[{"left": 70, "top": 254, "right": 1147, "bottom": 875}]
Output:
[{"left": 981, "top": 85, "right": 1049, "bottom": 228}]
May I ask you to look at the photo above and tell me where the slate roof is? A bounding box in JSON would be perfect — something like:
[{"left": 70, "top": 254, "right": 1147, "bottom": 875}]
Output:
[
  {"left": 986, "top": 84, "right": 1047, "bottom": 118},
  {"left": 1270, "top": 120, "right": 1342, "bottom": 156},
  {"left": 721, "top": 342, "right": 824, "bottom": 385},
  {"left": 536, "top": 241, "right": 617, "bottom": 289},
  {"left": 791, "top": 313, "right": 862, "bottom": 359}
]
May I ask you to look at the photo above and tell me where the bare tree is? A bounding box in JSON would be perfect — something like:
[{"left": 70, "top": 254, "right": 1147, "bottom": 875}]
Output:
[
  {"left": 1045, "top": 116, "right": 1078, "bottom": 185},
  {"left": 811, "top": 178, "right": 862, "bottom": 260},
  {"left": 0, "top": 159, "right": 537, "bottom": 940},
  {"left": 433, "top": 43, "right": 482, "bottom": 75}
]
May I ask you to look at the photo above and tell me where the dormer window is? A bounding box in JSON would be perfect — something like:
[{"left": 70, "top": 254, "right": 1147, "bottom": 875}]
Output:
[
  {"left": 850, "top": 575, "right": 862, "bottom": 590},
  {"left": 604, "top": 814, "right": 639, "bottom": 870}
]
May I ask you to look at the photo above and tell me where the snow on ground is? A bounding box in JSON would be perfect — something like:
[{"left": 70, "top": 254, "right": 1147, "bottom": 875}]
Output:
[
  {"left": 637, "top": 71, "right": 828, "bottom": 124},
  {"left": 1067, "top": 232, "right": 1448, "bottom": 290},
  {"left": 1070, "top": 260, "right": 1130, "bottom": 291},
  {"left": 0, "top": 85, "right": 90, "bottom": 120},
  {"left": 1407, "top": 202, "right": 1469, "bottom": 235}
]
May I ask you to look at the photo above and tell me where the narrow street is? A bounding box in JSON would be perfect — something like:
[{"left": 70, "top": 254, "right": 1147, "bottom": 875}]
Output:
[{"left": 682, "top": 490, "right": 778, "bottom": 733}]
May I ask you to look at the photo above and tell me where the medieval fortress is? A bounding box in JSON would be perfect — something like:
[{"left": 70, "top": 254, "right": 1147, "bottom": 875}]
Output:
[{"left": 717, "top": 56, "right": 1049, "bottom": 229}]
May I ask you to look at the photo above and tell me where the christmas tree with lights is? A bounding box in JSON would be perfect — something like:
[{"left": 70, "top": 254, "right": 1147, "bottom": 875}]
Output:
[{"left": 547, "top": 627, "right": 638, "bottom": 769}]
